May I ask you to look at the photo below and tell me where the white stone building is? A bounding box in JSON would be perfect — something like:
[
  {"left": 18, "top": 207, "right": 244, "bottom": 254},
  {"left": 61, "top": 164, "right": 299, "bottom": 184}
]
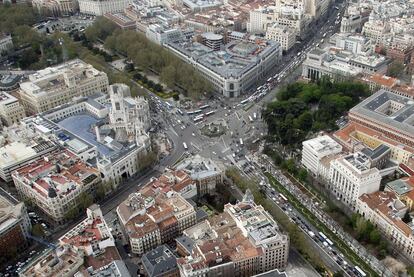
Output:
[
  {"left": 0, "top": 92, "right": 25, "bottom": 127},
  {"left": 301, "top": 135, "right": 342, "bottom": 177},
  {"left": 0, "top": 34, "right": 13, "bottom": 56},
  {"left": 328, "top": 152, "right": 382, "bottom": 210},
  {"left": 18, "top": 59, "right": 109, "bottom": 115},
  {"left": 79, "top": 0, "right": 131, "bottom": 16},
  {"left": 266, "top": 24, "right": 297, "bottom": 51}
]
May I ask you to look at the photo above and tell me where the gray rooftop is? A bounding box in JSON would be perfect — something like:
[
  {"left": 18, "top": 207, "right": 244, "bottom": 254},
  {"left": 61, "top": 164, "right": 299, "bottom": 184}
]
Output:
[
  {"left": 386, "top": 179, "right": 413, "bottom": 196},
  {"left": 253, "top": 269, "right": 287, "bottom": 277},
  {"left": 141, "top": 245, "right": 178, "bottom": 277},
  {"left": 176, "top": 235, "right": 195, "bottom": 254},
  {"left": 350, "top": 89, "right": 414, "bottom": 137}
]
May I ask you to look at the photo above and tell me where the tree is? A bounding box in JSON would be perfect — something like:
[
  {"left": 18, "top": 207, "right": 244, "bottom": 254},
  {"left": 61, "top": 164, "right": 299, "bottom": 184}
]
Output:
[
  {"left": 85, "top": 17, "right": 118, "bottom": 42},
  {"left": 32, "top": 223, "right": 45, "bottom": 237},
  {"left": 333, "top": 272, "right": 344, "bottom": 277},
  {"left": 387, "top": 62, "right": 404, "bottom": 78},
  {"left": 298, "top": 168, "right": 308, "bottom": 182},
  {"left": 369, "top": 229, "right": 381, "bottom": 244},
  {"left": 355, "top": 216, "right": 368, "bottom": 239}
]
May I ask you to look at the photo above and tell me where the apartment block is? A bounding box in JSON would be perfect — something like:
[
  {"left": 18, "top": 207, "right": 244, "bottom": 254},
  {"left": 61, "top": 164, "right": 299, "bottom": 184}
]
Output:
[
  {"left": 18, "top": 59, "right": 108, "bottom": 115},
  {"left": 177, "top": 195, "right": 289, "bottom": 276},
  {"left": 0, "top": 194, "right": 31, "bottom": 265},
  {"left": 0, "top": 34, "right": 13, "bottom": 56},
  {"left": 357, "top": 191, "right": 414, "bottom": 262},
  {"left": 32, "top": 0, "right": 78, "bottom": 16},
  {"left": 175, "top": 154, "right": 223, "bottom": 197},
  {"left": 12, "top": 150, "right": 101, "bottom": 223},
  {"left": 265, "top": 24, "right": 297, "bottom": 51},
  {"left": 117, "top": 184, "right": 197, "bottom": 255}
]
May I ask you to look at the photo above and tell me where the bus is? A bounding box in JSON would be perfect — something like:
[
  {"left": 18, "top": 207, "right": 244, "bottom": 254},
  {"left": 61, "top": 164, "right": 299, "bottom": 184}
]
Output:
[
  {"left": 239, "top": 138, "right": 244, "bottom": 146},
  {"left": 194, "top": 116, "right": 204, "bottom": 123},
  {"left": 165, "top": 102, "right": 172, "bottom": 109},
  {"left": 205, "top": 110, "right": 215, "bottom": 116},
  {"left": 183, "top": 142, "right": 188, "bottom": 150},
  {"left": 354, "top": 266, "right": 366, "bottom": 277},
  {"left": 267, "top": 77, "right": 273, "bottom": 82},
  {"left": 177, "top": 109, "right": 184, "bottom": 115},
  {"left": 187, "top": 111, "right": 195, "bottom": 115},
  {"left": 249, "top": 116, "right": 253, "bottom": 122},
  {"left": 279, "top": 194, "right": 288, "bottom": 202},
  {"left": 240, "top": 99, "right": 249, "bottom": 105},
  {"left": 325, "top": 238, "right": 334, "bottom": 246},
  {"left": 253, "top": 112, "right": 257, "bottom": 119},
  {"left": 308, "top": 231, "right": 315, "bottom": 238},
  {"left": 199, "top": 104, "right": 210, "bottom": 109},
  {"left": 194, "top": 109, "right": 203, "bottom": 114},
  {"left": 318, "top": 232, "right": 327, "bottom": 240}
]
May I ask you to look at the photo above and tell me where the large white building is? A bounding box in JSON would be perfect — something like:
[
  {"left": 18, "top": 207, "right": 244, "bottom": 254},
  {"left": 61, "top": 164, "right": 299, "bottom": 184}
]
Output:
[
  {"left": 32, "top": 0, "right": 78, "bottom": 16},
  {"left": 79, "top": 0, "right": 131, "bottom": 16},
  {"left": 265, "top": 24, "right": 297, "bottom": 51},
  {"left": 165, "top": 36, "right": 282, "bottom": 97},
  {"left": 328, "top": 152, "right": 382, "bottom": 209},
  {"left": 0, "top": 92, "right": 25, "bottom": 127},
  {"left": 301, "top": 135, "right": 342, "bottom": 177},
  {"left": 18, "top": 59, "right": 109, "bottom": 115},
  {"left": 0, "top": 34, "right": 13, "bottom": 56}
]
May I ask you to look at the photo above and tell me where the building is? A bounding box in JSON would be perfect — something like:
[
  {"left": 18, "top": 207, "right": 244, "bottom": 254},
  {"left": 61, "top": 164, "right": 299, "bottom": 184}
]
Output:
[
  {"left": 165, "top": 36, "right": 282, "bottom": 97},
  {"left": 18, "top": 84, "right": 151, "bottom": 187},
  {"left": 0, "top": 136, "right": 57, "bottom": 182},
  {"left": 79, "top": 0, "right": 131, "bottom": 16},
  {"left": 59, "top": 204, "right": 115, "bottom": 256},
  {"left": 0, "top": 92, "right": 26, "bottom": 126},
  {"left": 302, "top": 47, "right": 388, "bottom": 81},
  {"left": 356, "top": 191, "right": 414, "bottom": 262},
  {"left": 104, "top": 12, "right": 137, "bottom": 30},
  {"left": 348, "top": 89, "right": 414, "bottom": 148},
  {"left": 12, "top": 150, "right": 101, "bottom": 223},
  {"left": 117, "top": 186, "right": 197, "bottom": 255},
  {"left": 0, "top": 193, "right": 31, "bottom": 265},
  {"left": 177, "top": 193, "right": 289, "bottom": 276},
  {"left": 146, "top": 25, "right": 193, "bottom": 46},
  {"left": 175, "top": 154, "right": 223, "bottom": 197},
  {"left": 301, "top": 135, "right": 342, "bottom": 177},
  {"left": 328, "top": 152, "right": 383, "bottom": 209},
  {"left": 142, "top": 245, "right": 179, "bottom": 277},
  {"left": 385, "top": 176, "right": 414, "bottom": 211},
  {"left": 84, "top": 260, "right": 131, "bottom": 277},
  {"left": 0, "top": 74, "right": 22, "bottom": 92},
  {"left": 0, "top": 34, "right": 13, "bottom": 56},
  {"left": 265, "top": 24, "right": 297, "bottom": 51},
  {"left": 32, "top": 0, "right": 78, "bottom": 17},
  {"left": 18, "top": 59, "right": 109, "bottom": 115},
  {"left": 19, "top": 245, "right": 85, "bottom": 277}
]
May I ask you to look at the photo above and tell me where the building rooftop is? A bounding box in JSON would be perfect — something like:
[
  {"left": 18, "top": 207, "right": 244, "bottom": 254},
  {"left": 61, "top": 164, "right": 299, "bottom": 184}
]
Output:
[
  {"left": 0, "top": 193, "right": 25, "bottom": 235},
  {"left": 88, "top": 260, "right": 131, "bottom": 277},
  {"left": 142, "top": 245, "right": 178, "bottom": 277},
  {"left": 175, "top": 154, "right": 222, "bottom": 181},
  {"left": 302, "top": 135, "right": 342, "bottom": 155},
  {"left": 166, "top": 38, "right": 280, "bottom": 79},
  {"left": 350, "top": 89, "right": 414, "bottom": 136}
]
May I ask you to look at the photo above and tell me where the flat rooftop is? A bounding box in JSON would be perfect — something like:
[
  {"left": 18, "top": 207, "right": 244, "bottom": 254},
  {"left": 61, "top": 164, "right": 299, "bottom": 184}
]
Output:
[{"left": 350, "top": 89, "right": 414, "bottom": 137}]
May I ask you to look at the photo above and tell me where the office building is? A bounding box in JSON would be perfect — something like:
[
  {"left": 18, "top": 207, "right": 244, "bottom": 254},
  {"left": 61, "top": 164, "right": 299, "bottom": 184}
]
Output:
[
  {"left": 32, "top": 0, "right": 78, "bottom": 16},
  {"left": 0, "top": 92, "right": 26, "bottom": 127},
  {"left": 301, "top": 135, "right": 342, "bottom": 176},
  {"left": 166, "top": 36, "right": 282, "bottom": 97},
  {"left": 0, "top": 194, "right": 31, "bottom": 265},
  {"left": 265, "top": 24, "right": 297, "bottom": 51},
  {"left": 18, "top": 59, "right": 109, "bottom": 115},
  {"left": 349, "top": 89, "right": 414, "bottom": 148},
  {"left": 79, "top": 0, "right": 131, "bottom": 15},
  {"left": 328, "top": 152, "right": 383, "bottom": 209}
]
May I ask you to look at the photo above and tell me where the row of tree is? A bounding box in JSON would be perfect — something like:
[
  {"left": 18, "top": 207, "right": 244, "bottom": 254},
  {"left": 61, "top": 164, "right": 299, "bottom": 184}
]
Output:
[
  {"left": 84, "top": 17, "right": 212, "bottom": 99},
  {"left": 263, "top": 77, "right": 370, "bottom": 147}
]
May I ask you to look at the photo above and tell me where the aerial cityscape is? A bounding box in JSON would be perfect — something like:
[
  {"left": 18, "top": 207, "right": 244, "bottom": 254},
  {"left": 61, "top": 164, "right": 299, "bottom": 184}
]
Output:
[{"left": 0, "top": 0, "right": 413, "bottom": 275}]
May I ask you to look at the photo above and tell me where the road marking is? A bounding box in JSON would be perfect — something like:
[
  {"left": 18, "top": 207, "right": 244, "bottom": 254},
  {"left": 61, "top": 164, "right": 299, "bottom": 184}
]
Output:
[
  {"left": 191, "top": 142, "right": 201, "bottom": 151},
  {"left": 169, "top": 127, "right": 179, "bottom": 137}
]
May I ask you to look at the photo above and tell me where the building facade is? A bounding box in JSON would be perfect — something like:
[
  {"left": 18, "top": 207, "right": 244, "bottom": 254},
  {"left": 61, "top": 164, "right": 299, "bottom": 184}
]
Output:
[
  {"left": 18, "top": 59, "right": 109, "bottom": 115},
  {"left": 0, "top": 92, "right": 26, "bottom": 127},
  {"left": 79, "top": 0, "right": 131, "bottom": 16},
  {"left": 0, "top": 34, "right": 13, "bottom": 56}
]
